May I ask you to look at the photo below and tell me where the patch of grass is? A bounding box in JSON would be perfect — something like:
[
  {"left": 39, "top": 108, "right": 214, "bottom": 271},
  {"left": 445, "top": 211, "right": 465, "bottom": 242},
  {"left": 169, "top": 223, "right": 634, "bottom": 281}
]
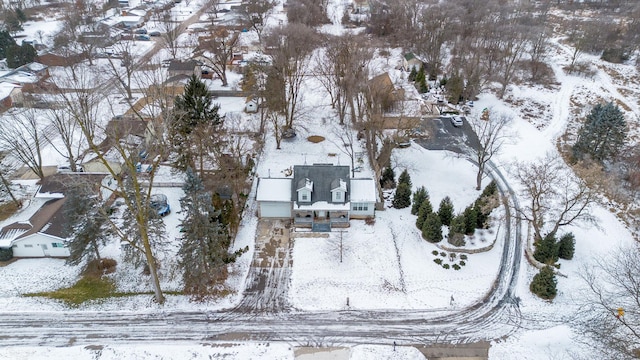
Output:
[
  {"left": 25, "top": 276, "right": 186, "bottom": 306},
  {"left": 26, "top": 277, "right": 117, "bottom": 306},
  {"left": 307, "top": 135, "right": 325, "bottom": 143}
]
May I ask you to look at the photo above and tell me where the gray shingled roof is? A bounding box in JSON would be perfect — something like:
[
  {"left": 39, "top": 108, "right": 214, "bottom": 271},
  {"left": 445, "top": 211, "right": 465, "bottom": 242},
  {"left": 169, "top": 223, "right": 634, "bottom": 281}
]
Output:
[{"left": 292, "top": 164, "right": 349, "bottom": 204}]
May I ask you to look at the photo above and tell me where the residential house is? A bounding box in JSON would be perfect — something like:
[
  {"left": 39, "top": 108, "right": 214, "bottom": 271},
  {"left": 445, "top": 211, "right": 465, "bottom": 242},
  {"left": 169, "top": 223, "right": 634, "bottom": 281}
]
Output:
[
  {"left": 119, "top": 15, "right": 144, "bottom": 28},
  {"left": 367, "top": 72, "right": 405, "bottom": 113},
  {"left": 38, "top": 51, "right": 85, "bottom": 67},
  {"left": 102, "top": 116, "right": 157, "bottom": 150},
  {"left": 0, "top": 62, "right": 50, "bottom": 92},
  {"left": 0, "top": 173, "right": 112, "bottom": 258},
  {"left": 403, "top": 52, "right": 423, "bottom": 72},
  {"left": 256, "top": 164, "right": 377, "bottom": 230},
  {"left": 167, "top": 60, "right": 201, "bottom": 79}
]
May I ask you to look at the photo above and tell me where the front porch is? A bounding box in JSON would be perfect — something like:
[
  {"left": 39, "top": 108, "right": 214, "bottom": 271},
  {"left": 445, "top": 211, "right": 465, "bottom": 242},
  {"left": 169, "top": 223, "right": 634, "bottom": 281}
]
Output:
[{"left": 293, "top": 209, "right": 350, "bottom": 230}]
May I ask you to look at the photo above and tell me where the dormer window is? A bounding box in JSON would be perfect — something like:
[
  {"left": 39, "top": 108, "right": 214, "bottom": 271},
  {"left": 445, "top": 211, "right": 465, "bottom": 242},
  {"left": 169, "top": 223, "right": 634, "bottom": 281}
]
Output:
[
  {"left": 331, "top": 178, "right": 347, "bottom": 203},
  {"left": 297, "top": 178, "right": 313, "bottom": 203}
]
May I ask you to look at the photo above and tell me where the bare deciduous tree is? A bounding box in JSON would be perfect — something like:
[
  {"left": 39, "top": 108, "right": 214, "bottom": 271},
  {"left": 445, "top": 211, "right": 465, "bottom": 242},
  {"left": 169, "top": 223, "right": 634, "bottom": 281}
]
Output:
[
  {"left": 240, "top": 0, "right": 276, "bottom": 45},
  {"left": 574, "top": 246, "right": 640, "bottom": 360},
  {"left": 264, "top": 23, "right": 319, "bottom": 128},
  {"left": 195, "top": 27, "right": 239, "bottom": 87},
  {"left": 468, "top": 108, "right": 510, "bottom": 190},
  {"left": 0, "top": 108, "right": 45, "bottom": 180},
  {"left": 514, "top": 154, "right": 598, "bottom": 241}
]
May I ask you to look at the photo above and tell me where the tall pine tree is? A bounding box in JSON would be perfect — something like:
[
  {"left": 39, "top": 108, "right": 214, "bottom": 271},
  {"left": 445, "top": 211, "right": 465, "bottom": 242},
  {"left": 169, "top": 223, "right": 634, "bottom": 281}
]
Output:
[
  {"left": 178, "top": 168, "right": 244, "bottom": 299},
  {"left": 438, "top": 196, "right": 454, "bottom": 226},
  {"left": 411, "top": 186, "right": 428, "bottom": 215},
  {"left": 64, "top": 182, "right": 110, "bottom": 266},
  {"left": 415, "top": 197, "right": 433, "bottom": 230},
  {"left": 573, "top": 102, "right": 627, "bottom": 163},
  {"left": 170, "top": 75, "right": 222, "bottom": 172},
  {"left": 422, "top": 212, "right": 443, "bottom": 243}
]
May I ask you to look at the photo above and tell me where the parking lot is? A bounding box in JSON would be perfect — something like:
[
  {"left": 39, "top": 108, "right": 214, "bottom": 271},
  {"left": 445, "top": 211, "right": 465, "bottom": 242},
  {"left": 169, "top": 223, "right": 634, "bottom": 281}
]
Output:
[{"left": 414, "top": 115, "right": 480, "bottom": 154}]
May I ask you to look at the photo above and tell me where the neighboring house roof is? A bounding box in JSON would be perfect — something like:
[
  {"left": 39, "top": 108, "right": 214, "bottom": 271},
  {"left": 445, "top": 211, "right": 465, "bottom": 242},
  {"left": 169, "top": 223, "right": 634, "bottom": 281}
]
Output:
[
  {"left": 18, "top": 62, "right": 48, "bottom": 72},
  {"left": 168, "top": 60, "right": 198, "bottom": 72},
  {"left": 257, "top": 178, "right": 292, "bottom": 202},
  {"left": 164, "top": 74, "right": 192, "bottom": 84},
  {"left": 0, "top": 82, "right": 21, "bottom": 100},
  {"left": 404, "top": 53, "right": 416, "bottom": 61},
  {"left": 292, "top": 164, "right": 350, "bottom": 204},
  {"left": 37, "top": 173, "right": 109, "bottom": 199},
  {"left": 350, "top": 178, "right": 377, "bottom": 202},
  {"left": 105, "top": 118, "right": 151, "bottom": 139}
]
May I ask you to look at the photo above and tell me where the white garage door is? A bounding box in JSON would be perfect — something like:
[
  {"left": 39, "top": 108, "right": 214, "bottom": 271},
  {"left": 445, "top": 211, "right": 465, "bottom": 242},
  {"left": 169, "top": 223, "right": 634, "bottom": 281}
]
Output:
[{"left": 260, "top": 202, "right": 291, "bottom": 218}]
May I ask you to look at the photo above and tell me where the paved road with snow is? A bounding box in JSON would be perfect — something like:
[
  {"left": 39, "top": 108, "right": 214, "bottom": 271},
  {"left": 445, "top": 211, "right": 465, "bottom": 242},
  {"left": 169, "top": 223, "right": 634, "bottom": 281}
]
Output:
[{"left": 0, "top": 158, "right": 523, "bottom": 349}]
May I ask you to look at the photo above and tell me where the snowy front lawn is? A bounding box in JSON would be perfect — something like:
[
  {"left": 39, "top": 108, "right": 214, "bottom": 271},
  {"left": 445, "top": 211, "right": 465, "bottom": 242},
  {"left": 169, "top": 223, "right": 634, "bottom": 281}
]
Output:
[{"left": 290, "top": 148, "right": 504, "bottom": 311}]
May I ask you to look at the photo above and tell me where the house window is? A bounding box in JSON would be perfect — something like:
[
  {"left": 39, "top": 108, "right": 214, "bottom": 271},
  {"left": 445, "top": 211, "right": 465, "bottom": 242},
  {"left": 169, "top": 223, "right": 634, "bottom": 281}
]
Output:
[
  {"left": 24, "top": 244, "right": 33, "bottom": 248},
  {"left": 52, "top": 243, "right": 65, "bottom": 248},
  {"left": 302, "top": 194, "right": 308, "bottom": 201},
  {"left": 336, "top": 192, "right": 341, "bottom": 200},
  {"left": 352, "top": 203, "right": 368, "bottom": 211}
]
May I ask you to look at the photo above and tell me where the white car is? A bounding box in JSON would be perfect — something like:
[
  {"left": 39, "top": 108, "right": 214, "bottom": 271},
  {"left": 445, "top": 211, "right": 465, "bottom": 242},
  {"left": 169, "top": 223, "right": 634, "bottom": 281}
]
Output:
[{"left": 451, "top": 116, "right": 463, "bottom": 127}]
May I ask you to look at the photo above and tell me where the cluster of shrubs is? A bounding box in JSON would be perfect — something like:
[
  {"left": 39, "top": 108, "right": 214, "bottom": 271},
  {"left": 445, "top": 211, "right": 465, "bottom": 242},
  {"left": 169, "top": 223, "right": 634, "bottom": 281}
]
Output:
[
  {"left": 530, "top": 232, "right": 576, "bottom": 301},
  {"left": 432, "top": 250, "right": 468, "bottom": 270},
  {"left": 412, "top": 181, "right": 499, "bottom": 244},
  {"left": 408, "top": 65, "right": 429, "bottom": 93}
]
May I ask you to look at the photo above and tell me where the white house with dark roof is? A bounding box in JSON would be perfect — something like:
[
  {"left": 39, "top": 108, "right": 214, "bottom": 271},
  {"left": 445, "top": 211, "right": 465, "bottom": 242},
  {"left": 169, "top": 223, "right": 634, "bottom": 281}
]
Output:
[
  {"left": 0, "top": 173, "right": 112, "bottom": 258},
  {"left": 256, "top": 164, "right": 377, "bottom": 230}
]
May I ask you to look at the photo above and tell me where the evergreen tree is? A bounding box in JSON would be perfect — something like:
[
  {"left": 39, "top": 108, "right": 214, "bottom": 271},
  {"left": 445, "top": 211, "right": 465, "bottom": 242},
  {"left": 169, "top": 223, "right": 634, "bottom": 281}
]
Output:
[
  {"left": 573, "top": 102, "right": 627, "bottom": 163},
  {"left": 411, "top": 186, "right": 428, "bottom": 215},
  {"left": 419, "top": 77, "right": 428, "bottom": 93},
  {"left": 422, "top": 212, "right": 443, "bottom": 243},
  {"left": 408, "top": 66, "right": 417, "bottom": 81},
  {"left": 533, "top": 233, "right": 560, "bottom": 264},
  {"left": 558, "top": 232, "right": 576, "bottom": 260},
  {"left": 448, "top": 214, "right": 466, "bottom": 246},
  {"left": 120, "top": 176, "right": 168, "bottom": 269},
  {"left": 415, "top": 65, "right": 425, "bottom": 85},
  {"left": 380, "top": 166, "right": 396, "bottom": 189},
  {"left": 463, "top": 206, "right": 477, "bottom": 235},
  {"left": 0, "top": 30, "right": 16, "bottom": 59},
  {"left": 473, "top": 200, "right": 488, "bottom": 229},
  {"left": 437, "top": 196, "right": 454, "bottom": 226},
  {"left": 169, "top": 75, "right": 222, "bottom": 171},
  {"left": 6, "top": 43, "right": 36, "bottom": 68},
  {"left": 445, "top": 74, "right": 464, "bottom": 103},
  {"left": 178, "top": 168, "right": 245, "bottom": 299},
  {"left": 64, "top": 181, "right": 110, "bottom": 266},
  {"left": 397, "top": 169, "right": 412, "bottom": 187},
  {"left": 392, "top": 182, "right": 412, "bottom": 209},
  {"left": 530, "top": 266, "right": 557, "bottom": 300},
  {"left": 415, "top": 197, "right": 433, "bottom": 230}
]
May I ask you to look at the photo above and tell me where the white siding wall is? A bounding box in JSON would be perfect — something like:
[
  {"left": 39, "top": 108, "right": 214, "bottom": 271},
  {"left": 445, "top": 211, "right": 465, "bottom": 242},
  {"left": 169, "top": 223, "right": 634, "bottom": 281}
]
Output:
[
  {"left": 12, "top": 234, "right": 70, "bottom": 257},
  {"left": 259, "top": 201, "right": 292, "bottom": 218},
  {"left": 350, "top": 202, "right": 375, "bottom": 218}
]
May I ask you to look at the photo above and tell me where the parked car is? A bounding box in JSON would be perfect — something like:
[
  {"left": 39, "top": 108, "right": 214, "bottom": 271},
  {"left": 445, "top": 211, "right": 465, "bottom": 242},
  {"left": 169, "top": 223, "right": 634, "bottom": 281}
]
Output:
[
  {"left": 57, "top": 164, "right": 84, "bottom": 173},
  {"left": 148, "top": 30, "right": 161, "bottom": 36},
  {"left": 135, "top": 34, "right": 151, "bottom": 41},
  {"left": 150, "top": 194, "right": 170, "bottom": 217},
  {"left": 135, "top": 28, "right": 147, "bottom": 35},
  {"left": 451, "top": 115, "right": 464, "bottom": 127}
]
